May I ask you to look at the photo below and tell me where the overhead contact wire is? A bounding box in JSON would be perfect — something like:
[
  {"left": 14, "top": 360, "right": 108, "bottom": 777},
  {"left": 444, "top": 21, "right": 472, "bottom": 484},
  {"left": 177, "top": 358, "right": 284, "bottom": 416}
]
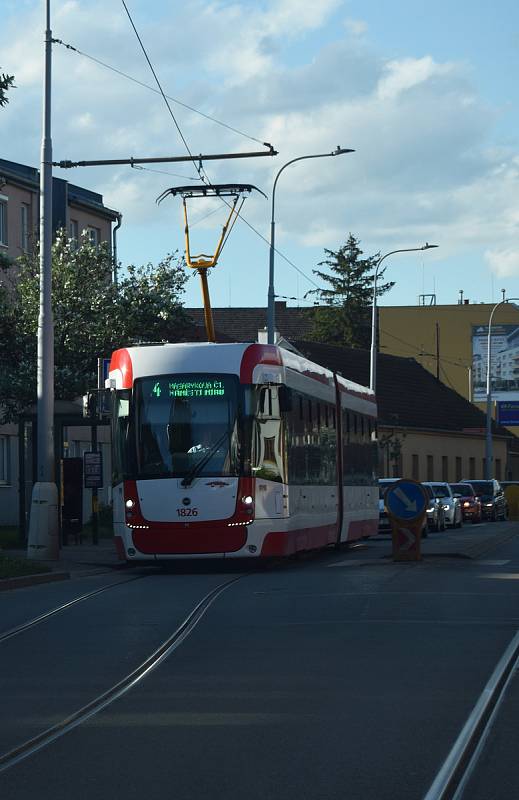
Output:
[
  {"left": 52, "top": 39, "right": 265, "bottom": 146},
  {"left": 120, "top": 0, "right": 205, "bottom": 181}
]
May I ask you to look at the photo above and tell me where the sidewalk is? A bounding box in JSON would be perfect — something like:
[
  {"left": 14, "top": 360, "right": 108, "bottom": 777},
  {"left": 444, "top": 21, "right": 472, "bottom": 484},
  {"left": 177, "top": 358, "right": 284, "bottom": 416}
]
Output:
[{"left": 1, "top": 538, "right": 124, "bottom": 591}]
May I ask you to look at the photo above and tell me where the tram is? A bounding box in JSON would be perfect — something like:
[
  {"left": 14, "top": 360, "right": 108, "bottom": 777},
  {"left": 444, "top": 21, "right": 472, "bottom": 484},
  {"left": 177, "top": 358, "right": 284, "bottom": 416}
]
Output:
[{"left": 107, "top": 342, "right": 378, "bottom": 560}]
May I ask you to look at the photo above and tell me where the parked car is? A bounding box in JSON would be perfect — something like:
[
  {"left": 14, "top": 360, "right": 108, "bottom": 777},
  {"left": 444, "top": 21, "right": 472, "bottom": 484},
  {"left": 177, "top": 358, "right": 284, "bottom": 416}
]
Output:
[
  {"left": 423, "top": 484, "right": 446, "bottom": 532},
  {"left": 461, "top": 479, "right": 508, "bottom": 521},
  {"left": 423, "top": 482, "right": 463, "bottom": 528},
  {"left": 449, "top": 482, "right": 482, "bottom": 524},
  {"left": 378, "top": 478, "right": 428, "bottom": 537}
]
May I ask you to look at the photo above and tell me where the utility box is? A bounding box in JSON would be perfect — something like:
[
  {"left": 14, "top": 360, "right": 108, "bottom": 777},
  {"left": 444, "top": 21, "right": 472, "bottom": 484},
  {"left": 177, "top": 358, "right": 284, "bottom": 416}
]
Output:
[{"left": 60, "top": 458, "right": 83, "bottom": 544}]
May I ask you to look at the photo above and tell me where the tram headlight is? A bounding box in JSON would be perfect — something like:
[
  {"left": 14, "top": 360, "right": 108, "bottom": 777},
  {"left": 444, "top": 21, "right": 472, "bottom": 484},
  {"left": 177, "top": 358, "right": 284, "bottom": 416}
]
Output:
[
  {"left": 125, "top": 499, "right": 135, "bottom": 509},
  {"left": 241, "top": 495, "right": 253, "bottom": 505}
]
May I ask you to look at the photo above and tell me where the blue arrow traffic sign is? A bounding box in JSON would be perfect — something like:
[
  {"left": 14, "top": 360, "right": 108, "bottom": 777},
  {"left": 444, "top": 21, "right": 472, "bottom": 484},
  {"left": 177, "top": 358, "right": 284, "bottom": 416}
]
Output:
[{"left": 385, "top": 480, "right": 427, "bottom": 522}]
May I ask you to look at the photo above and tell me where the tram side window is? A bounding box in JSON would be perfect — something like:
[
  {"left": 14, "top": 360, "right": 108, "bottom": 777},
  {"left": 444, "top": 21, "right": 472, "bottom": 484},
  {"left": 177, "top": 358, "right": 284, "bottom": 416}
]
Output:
[
  {"left": 342, "top": 407, "right": 376, "bottom": 486},
  {"left": 251, "top": 386, "right": 285, "bottom": 483},
  {"left": 286, "top": 390, "right": 337, "bottom": 485},
  {"left": 112, "top": 390, "right": 131, "bottom": 484}
]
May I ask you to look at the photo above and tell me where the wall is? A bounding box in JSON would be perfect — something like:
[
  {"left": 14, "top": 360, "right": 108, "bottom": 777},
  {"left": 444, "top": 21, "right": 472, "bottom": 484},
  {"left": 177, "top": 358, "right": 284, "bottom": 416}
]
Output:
[
  {"left": 379, "top": 426, "right": 511, "bottom": 482},
  {"left": 0, "top": 181, "right": 38, "bottom": 260},
  {"left": 379, "top": 303, "right": 519, "bottom": 405}
]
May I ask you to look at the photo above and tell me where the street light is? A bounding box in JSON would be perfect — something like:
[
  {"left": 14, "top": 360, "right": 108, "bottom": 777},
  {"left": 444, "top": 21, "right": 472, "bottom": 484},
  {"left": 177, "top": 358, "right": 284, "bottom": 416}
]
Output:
[
  {"left": 369, "top": 244, "right": 439, "bottom": 393},
  {"left": 485, "top": 298, "right": 519, "bottom": 480},
  {"left": 267, "top": 146, "right": 355, "bottom": 345}
]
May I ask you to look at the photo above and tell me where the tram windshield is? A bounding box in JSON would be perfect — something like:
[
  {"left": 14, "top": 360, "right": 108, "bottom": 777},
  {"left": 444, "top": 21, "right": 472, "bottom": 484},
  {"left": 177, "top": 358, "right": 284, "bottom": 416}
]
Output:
[{"left": 133, "top": 374, "right": 240, "bottom": 479}]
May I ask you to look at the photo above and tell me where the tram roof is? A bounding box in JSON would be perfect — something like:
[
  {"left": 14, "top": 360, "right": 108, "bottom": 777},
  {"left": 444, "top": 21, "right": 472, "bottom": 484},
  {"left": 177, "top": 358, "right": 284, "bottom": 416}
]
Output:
[{"left": 108, "top": 341, "right": 375, "bottom": 406}]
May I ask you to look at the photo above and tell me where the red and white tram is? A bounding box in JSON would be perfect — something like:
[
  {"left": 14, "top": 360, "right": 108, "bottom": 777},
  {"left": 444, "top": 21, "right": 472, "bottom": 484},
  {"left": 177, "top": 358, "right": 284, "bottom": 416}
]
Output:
[{"left": 108, "top": 342, "right": 378, "bottom": 560}]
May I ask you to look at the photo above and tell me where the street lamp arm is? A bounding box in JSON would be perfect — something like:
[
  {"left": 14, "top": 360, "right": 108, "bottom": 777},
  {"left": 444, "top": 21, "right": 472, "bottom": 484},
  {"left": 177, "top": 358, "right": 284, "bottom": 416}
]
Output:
[
  {"left": 267, "top": 146, "right": 354, "bottom": 344},
  {"left": 270, "top": 148, "right": 354, "bottom": 224},
  {"left": 369, "top": 243, "right": 438, "bottom": 393},
  {"left": 485, "top": 296, "right": 519, "bottom": 479},
  {"left": 374, "top": 245, "right": 439, "bottom": 284}
]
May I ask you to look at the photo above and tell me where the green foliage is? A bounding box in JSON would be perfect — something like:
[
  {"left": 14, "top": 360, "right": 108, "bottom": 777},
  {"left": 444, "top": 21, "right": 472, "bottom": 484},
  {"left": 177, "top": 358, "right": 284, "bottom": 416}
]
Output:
[
  {"left": 0, "top": 554, "right": 51, "bottom": 579},
  {"left": 0, "top": 70, "right": 15, "bottom": 107},
  {"left": 0, "top": 232, "right": 189, "bottom": 422},
  {"left": 307, "top": 234, "right": 394, "bottom": 349}
]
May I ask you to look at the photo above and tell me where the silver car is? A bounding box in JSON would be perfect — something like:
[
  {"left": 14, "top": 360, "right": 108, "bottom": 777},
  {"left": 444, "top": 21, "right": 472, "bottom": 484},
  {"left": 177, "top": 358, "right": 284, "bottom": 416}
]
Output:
[{"left": 424, "top": 482, "right": 463, "bottom": 528}]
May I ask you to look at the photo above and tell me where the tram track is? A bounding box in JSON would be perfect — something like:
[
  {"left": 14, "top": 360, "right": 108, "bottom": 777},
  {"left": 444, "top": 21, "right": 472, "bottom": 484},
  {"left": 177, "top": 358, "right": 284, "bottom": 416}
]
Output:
[
  {"left": 0, "top": 574, "right": 149, "bottom": 644},
  {"left": 423, "top": 628, "right": 519, "bottom": 800},
  {"left": 0, "top": 573, "right": 245, "bottom": 774}
]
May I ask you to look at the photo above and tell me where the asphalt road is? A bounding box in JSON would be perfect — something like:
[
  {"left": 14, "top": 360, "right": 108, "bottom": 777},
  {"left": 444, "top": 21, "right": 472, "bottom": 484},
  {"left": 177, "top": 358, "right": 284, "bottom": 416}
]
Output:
[{"left": 1, "top": 524, "right": 519, "bottom": 800}]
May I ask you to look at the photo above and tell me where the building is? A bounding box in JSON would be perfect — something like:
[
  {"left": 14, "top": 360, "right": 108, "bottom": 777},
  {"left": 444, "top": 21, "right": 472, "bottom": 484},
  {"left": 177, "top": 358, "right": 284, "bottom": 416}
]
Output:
[
  {"left": 378, "top": 301, "right": 519, "bottom": 411},
  {"left": 186, "top": 301, "right": 315, "bottom": 342},
  {"left": 0, "top": 158, "right": 121, "bottom": 264},
  {"left": 0, "top": 158, "right": 121, "bottom": 528}
]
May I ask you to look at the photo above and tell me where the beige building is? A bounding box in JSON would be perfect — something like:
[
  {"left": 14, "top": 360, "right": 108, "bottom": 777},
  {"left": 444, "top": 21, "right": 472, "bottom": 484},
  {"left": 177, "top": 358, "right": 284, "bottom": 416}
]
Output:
[
  {"left": 0, "top": 159, "right": 121, "bottom": 527},
  {"left": 0, "top": 158, "right": 120, "bottom": 263},
  {"left": 378, "top": 301, "right": 519, "bottom": 409}
]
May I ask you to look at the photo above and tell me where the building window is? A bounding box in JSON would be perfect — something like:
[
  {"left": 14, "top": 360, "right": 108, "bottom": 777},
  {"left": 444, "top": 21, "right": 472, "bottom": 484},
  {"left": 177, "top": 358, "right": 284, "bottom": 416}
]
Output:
[
  {"left": 86, "top": 226, "right": 100, "bottom": 246},
  {"left": 0, "top": 436, "right": 10, "bottom": 485},
  {"left": 69, "top": 219, "right": 79, "bottom": 248},
  {"left": 412, "top": 454, "right": 419, "bottom": 480},
  {"left": 20, "top": 203, "right": 29, "bottom": 252},
  {"left": 456, "top": 457, "right": 462, "bottom": 482},
  {"left": 442, "top": 456, "right": 448, "bottom": 482},
  {"left": 469, "top": 457, "right": 475, "bottom": 480},
  {"left": 427, "top": 455, "right": 434, "bottom": 481},
  {"left": 496, "top": 459, "right": 502, "bottom": 480},
  {"left": 0, "top": 197, "right": 7, "bottom": 246}
]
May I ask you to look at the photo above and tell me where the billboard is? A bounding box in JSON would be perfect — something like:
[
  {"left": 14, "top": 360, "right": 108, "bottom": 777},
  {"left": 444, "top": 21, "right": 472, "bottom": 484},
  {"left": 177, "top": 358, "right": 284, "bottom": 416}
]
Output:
[{"left": 472, "top": 324, "right": 519, "bottom": 402}]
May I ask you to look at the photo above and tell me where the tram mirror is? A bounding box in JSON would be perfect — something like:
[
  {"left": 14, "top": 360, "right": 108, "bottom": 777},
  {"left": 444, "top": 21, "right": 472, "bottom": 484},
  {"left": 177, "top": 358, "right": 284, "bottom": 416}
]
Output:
[{"left": 278, "top": 386, "right": 292, "bottom": 413}]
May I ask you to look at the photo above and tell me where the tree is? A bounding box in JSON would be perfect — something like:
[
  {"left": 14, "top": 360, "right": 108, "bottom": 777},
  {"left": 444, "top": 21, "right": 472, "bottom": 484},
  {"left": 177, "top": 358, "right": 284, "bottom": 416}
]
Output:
[
  {"left": 307, "top": 234, "right": 394, "bottom": 349},
  {"left": 0, "top": 70, "right": 15, "bottom": 107},
  {"left": 0, "top": 232, "right": 190, "bottom": 422}
]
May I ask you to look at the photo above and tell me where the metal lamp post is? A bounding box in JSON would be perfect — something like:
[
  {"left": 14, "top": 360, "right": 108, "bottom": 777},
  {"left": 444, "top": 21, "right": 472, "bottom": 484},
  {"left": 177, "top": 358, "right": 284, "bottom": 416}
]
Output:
[
  {"left": 267, "top": 146, "right": 355, "bottom": 345},
  {"left": 369, "top": 244, "right": 439, "bottom": 393},
  {"left": 485, "top": 298, "right": 519, "bottom": 479}
]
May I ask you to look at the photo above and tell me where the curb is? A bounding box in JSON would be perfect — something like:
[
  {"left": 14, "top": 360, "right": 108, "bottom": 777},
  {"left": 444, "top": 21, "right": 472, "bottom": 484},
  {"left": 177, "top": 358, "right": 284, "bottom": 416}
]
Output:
[{"left": 0, "top": 571, "right": 70, "bottom": 592}]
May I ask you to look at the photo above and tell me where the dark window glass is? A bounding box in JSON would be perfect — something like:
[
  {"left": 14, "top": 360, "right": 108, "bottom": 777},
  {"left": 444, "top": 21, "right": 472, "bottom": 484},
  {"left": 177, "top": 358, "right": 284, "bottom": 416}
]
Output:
[{"left": 134, "top": 374, "right": 239, "bottom": 479}]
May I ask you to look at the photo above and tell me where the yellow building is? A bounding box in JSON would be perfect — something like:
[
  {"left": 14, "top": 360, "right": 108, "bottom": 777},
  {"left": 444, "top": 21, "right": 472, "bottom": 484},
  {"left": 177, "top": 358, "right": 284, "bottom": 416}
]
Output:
[{"left": 378, "top": 302, "right": 519, "bottom": 417}]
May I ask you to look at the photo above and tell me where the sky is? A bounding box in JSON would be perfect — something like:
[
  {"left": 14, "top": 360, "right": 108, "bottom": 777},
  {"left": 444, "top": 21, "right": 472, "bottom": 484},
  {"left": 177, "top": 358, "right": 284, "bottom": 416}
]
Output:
[{"left": 2, "top": 0, "right": 519, "bottom": 312}]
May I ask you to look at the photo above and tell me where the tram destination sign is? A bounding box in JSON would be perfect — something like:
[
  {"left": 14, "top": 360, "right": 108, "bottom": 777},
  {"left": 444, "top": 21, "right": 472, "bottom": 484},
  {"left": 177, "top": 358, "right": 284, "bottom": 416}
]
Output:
[{"left": 151, "top": 378, "right": 227, "bottom": 399}]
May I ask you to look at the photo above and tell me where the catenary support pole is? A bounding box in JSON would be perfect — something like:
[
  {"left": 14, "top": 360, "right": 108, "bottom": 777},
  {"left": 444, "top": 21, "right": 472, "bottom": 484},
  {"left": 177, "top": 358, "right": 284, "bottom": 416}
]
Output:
[{"left": 27, "top": 0, "right": 59, "bottom": 561}]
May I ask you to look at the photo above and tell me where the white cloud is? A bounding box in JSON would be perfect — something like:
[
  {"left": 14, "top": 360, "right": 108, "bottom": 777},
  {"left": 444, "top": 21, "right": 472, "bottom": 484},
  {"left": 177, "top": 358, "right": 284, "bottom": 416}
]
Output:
[
  {"left": 2, "top": 0, "right": 519, "bottom": 303},
  {"left": 485, "top": 249, "right": 519, "bottom": 278},
  {"left": 377, "top": 56, "right": 456, "bottom": 100},
  {"left": 343, "top": 18, "right": 368, "bottom": 36}
]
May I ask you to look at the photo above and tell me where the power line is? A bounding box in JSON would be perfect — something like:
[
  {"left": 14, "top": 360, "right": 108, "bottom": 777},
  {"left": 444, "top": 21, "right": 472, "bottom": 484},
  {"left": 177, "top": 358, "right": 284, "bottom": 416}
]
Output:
[
  {"left": 60, "top": 10, "right": 320, "bottom": 293},
  {"left": 52, "top": 39, "right": 265, "bottom": 146},
  {"left": 120, "top": 0, "right": 204, "bottom": 181},
  {"left": 131, "top": 164, "right": 201, "bottom": 181}
]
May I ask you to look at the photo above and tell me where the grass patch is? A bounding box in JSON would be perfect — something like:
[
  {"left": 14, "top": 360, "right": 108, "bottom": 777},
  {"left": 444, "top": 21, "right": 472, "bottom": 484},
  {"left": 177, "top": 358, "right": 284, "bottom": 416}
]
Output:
[
  {"left": 0, "top": 554, "right": 51, "bottom": 579},
  {"left": 0, "top": 527, "right": 21, "bottom": 549}
]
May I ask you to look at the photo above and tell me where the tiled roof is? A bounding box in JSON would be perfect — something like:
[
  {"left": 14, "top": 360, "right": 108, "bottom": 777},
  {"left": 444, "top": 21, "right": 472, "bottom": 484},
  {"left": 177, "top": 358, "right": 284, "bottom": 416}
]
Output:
[{"left": 185, "top": 302, "right": 315, "bottom": 342}]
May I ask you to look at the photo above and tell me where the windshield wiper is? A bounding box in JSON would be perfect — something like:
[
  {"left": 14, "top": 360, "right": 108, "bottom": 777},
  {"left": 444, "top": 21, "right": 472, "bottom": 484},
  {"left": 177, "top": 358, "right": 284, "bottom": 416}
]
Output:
[{"left": 181, "top": 430, "right": 229, "bottom": 488}]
